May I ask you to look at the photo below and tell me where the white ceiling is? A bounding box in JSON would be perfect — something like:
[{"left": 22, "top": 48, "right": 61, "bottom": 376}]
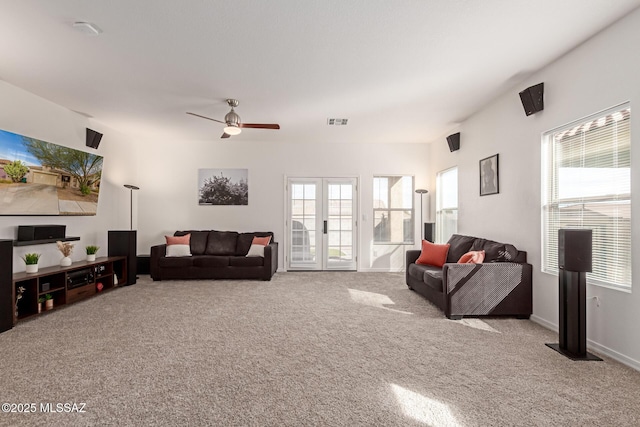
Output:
[{"left": 1, "top": 0, "right": 639, "bottom": 144}]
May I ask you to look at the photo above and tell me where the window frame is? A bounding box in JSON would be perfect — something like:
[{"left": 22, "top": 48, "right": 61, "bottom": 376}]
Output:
[
  {"left": 541, "top": 103, "right": 632, "bottom": 292},
  {"left": 372, "top": 175, "right": 415, "bottom": 245},
  {"left": 435, "top": 166, "right": 458, "bottom": 244}
]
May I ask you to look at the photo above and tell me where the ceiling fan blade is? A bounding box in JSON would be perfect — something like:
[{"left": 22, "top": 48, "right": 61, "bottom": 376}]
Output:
[
  {"left": 221, "top": 132, "right": 231, "bottom": 139},
  {"left": 239, "top": 123, "right": 280, "bottom": 130},
  {"left": 186, "top": 112, "right": 226, "bottom": 124}
]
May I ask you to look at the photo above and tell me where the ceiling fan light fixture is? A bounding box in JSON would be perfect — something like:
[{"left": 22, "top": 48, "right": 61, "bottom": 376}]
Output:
[{"left": 223, "top": 125, "right": 242, "bottom": 135}]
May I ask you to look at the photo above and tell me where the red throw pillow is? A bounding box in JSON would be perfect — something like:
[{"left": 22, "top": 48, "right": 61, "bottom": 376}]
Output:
[
  {"left": 458, "top": 250, "right": 485, "bottom": 264},
  {"left": 166, "top": 234, "right": 190, "bottom": 245},
  {"left": 416, "top": 240, "right": 450, "bottom": 268},
  {"left": 252, "top": 236, "right": 271, "bottom": 246}
]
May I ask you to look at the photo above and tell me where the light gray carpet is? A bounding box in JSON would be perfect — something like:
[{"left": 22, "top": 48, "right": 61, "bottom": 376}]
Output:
[{"left": 1, "top": 272, "right": 639, "bottom": 426}]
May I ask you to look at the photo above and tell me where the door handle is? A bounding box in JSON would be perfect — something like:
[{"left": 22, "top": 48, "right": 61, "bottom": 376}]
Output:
[{"left": 323, "top": 220, "right": 328, "bottom": 234}]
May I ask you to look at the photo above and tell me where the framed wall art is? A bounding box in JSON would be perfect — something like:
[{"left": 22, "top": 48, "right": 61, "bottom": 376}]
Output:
[
  {"left": 198, "top": 168, "right": 248, "bottom": 205},
  {"left": 479, "top": 154, "right": 499, "bottom": 196}
]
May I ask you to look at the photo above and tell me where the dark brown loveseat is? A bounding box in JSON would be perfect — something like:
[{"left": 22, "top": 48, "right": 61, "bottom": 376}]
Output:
[
  {"left": 150, "top": 230, "right": 277, "bottom": 281},
  {"left": 406, "top": 234, "right": 532, "bottom": 319}
]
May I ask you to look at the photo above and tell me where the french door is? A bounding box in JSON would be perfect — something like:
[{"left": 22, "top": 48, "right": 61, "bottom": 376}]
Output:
[{"left": 287, "top": 177, "right": 357, "bottom": 271}]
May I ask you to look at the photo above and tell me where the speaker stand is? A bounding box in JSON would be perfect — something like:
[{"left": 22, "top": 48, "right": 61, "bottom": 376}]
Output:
[
  {"left": 546, "top": 269, "right": 602, "bottom": 361},
  {"left": 545, "top": 343, "right": 602, "bottom": 361}
]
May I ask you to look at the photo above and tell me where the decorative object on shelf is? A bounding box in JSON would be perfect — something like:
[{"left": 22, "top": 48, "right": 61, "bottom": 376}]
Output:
[
  {"left": 15, "top": 285, "right": 26, "bottom": 317},
  {"left": 479, "top": 154, "right": 499, "bottom": 196},
  {"left": 44, "top": 294, "right": 53, "bottom": 311},
  {"left": 21, "top": 253, "right": 41, "bottom": 273},
  {"left": 86, "top": 245, "right": 100, "bottom": 262},
  {"left": 124, "top": 184, "right": 140, "bottom": 230},
  {"left": 38, "top": 297, "right": 44, "bottom": 314},
  {"left": 114, "top": 274, "right": 119, "bottom": 285},
  {"left": 415, "top": 189, "right": 428, "bottom": 240},
  {"left": 96, "top": 282, "right": 104, "bottom": 292},
  {"left": 57, "top": 240, "right": 74, "bottom": 266}
]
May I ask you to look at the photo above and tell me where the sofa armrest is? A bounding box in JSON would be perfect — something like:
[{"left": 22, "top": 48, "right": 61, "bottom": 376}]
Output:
[
  {"left": 442, "top": 262, "right": 532, "bottom": 318},
  {"left": 150, "top": 244, "right": 167, "bottom": 281},
  {"left": 406, "top": 249, "right": 421, "bottom": 266},
  {"left": 263, "top": 242, "right": 278, "bottom": 280}
]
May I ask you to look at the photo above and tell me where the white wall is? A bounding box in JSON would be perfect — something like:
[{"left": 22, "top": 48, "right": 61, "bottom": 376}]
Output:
[
  {"left": 135, "top": 139, "right": 430, "bottom": 271},
  {"left": 0, "top": 80, "right": 138, "bottom": 271},
  {"left": 429, "top": 9, "right": 640, "bottom": 368}
]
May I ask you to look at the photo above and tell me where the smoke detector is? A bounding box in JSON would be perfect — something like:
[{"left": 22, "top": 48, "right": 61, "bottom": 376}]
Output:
[
  {"left": 72, "top": 22, "right": 102, "bottom": 36},
  {"left": 327, "top": 118, "right": 348, "bottom": 126}
]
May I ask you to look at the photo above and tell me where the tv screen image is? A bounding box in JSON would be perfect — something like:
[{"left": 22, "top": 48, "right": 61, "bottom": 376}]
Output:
[{"left": 0, "top": 129, "right": 103, "bottom": 216}]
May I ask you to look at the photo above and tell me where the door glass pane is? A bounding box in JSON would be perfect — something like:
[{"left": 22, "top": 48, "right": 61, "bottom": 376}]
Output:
[
  {"left": 326, "top": 181, "right": 356, "bottom": 269},
  {"left": 290, "top": 182, "right": 317, "bottom": 264}
]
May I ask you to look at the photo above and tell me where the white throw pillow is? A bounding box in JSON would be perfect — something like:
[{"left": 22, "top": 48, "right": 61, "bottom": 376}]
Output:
[
  {"left": 166, "top": 244, "right": 192, "bottom": 257},
  {"left": 246, "top": 244, "right": 265, "bottom": 257}
]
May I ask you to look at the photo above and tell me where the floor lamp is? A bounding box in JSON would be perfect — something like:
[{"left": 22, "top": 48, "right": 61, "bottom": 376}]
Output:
[
  {"left": 124, "top": 184, "right": 140, "bottom": 230},
  {"left": 415, "top": 189, "right": 428, "bottom": 239}
]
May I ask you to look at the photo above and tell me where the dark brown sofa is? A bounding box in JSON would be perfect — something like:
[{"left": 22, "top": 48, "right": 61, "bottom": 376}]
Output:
[
  {"left": 150, "top": 230, "right": 277, "bottom": 281},
  {"left": 406, "top": 234, "right": 532, "bottom": 319}
]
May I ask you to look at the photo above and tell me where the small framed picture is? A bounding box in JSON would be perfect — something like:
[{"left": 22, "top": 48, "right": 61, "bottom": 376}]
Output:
[{"left": 479, "top": 154, "right": 499, "bottom": 196}]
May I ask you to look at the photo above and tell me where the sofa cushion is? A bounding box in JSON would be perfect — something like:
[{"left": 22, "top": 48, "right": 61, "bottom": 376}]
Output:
[
  {"left": 230, "top": 256, "right": 265, "bottom": 267},
  {"left": 205, "top": 231, "right": 239, "bottom": 255},
  {"left": 159, "top": 257, "right": 194, "bottom": 268},
  {"left": 423, "top": 269, "right": 443, "bottom": 292},
  {"left": 408, "top": 263, "right": 427, "bottom": 280},
  {"left": 165, "top": 234, "right": 192, "bottom": 257},
  {"left": 166, "top": 244, "right": 192, "bottom": 257},
  {"left": 193, "top": 255, "right": 230, "bottom": 268},
  {"left": 175, "top": 230, "right": 209, "bottom": 255},
  {"left": 470, "top": 238, "right": 518, "bottom": 262},
  {"left": 416, "top": 240, "right": 450, "bottom": 268},
  {"left": 236, "top": 232, "right": 275, "bottom": 255},
  {"left": 458, "top": 250, "right": 485, "bottom": 264},
  {"left": 408, "top": 263, "right": 443, "bottom": 292},
  {"left": 446, "top": 234, "right": 477, "bottom": 263},
  {"left": 166, "top": 234, "right": 190, "bottom": 245}
]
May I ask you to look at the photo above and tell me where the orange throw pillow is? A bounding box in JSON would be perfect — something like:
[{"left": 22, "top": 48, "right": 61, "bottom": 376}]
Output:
[
  {"left": 166, "top": 234, "right": 190, "bottom": 245},
  {"left": 252, "top": 236, "right": 271, "bottom": 246},
  {"left": 416, "top": 240, "right": 450, "bottom": 268},
  {"left": 458, "top": 250, "right": 485, "bottom": 264}
]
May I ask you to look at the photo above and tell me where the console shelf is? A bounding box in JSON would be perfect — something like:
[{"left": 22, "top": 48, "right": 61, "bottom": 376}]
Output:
[
  {"left": 12, "top": 256, "right": 127, "bottom": 324},
  {"left": 13, "top": 236, "right": 80, "bottom": 247}
]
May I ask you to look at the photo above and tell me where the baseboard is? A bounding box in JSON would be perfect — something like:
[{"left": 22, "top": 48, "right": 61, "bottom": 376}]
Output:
[
  {"left": 530, "top": 314, "right": 556, "bottom": 331},
  {"left": 530, "top": 315, "right": 640, "bottom": 371},
  {"left": 358, "top": 268, "right": 405, "bottom": 273}
]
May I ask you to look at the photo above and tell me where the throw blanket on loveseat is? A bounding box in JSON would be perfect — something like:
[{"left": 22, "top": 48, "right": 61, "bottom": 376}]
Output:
[{"left": 406, "top": 234, "right": 532, "bottom": 319}]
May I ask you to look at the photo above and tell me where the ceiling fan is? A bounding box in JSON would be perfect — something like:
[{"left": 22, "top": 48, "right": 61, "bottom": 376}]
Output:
[{"left": 187, "top": 99, "right": 280, "bottom": 138}]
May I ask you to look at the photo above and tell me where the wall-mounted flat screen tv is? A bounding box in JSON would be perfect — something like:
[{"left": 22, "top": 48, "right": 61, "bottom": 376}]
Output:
[{"left": 0, "top": 129, "right": 103, "bottom": 216}]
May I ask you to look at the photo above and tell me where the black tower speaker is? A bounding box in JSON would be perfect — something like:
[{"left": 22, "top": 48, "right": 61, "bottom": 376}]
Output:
[
  {"left": 424, "top": 223, "right": 435, "bottom": 243},
  {"left": 0, "top": 239, "right": 14, "bottom": 333},
  {"left": 519, "top": 82, "right": 544, "bottom": 116},
  {"left": 86, "top": 128, "right": 103, "bottom": 149},
  {"left": 446, "top": 132, "right": 460, "bottom": 152},
  {"left": 546, "top": 229, "right": 601, "bottom": 361},
  {"left": 108, "top": 230, "right": 137, "bottom": 285}
]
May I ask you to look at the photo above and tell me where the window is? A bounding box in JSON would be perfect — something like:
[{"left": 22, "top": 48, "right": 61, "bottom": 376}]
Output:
[
  {"left": 373, "top": 176, "right": 414, "bottom": 244},
  {"left": 542, "top": 104, "right": 631, "bottom": 290},
  {"left": 436, "top": 167, "right": 458, "bottom": 243}
]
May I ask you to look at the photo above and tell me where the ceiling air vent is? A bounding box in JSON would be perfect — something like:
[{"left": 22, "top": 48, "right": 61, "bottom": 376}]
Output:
[{"left": 327, "top": 118, "right": 348, "bottom": 126}]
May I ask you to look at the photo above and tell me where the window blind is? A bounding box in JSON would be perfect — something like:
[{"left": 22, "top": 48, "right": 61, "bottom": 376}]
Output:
[{"left": 542, "top": 104, "right": 631, "bottom": 289}]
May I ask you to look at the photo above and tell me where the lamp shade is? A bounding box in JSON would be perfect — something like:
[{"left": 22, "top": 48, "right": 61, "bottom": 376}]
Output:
[{"left": 224, "top": 125, "right": 242, "bottom": 135}]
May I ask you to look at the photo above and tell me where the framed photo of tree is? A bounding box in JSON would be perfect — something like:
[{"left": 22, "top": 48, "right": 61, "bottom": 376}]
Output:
[
  {"left": 479, "top": 154, "right": 499, "bottom": 196},
  {"left": 198, "top": 168, "right": 248, "bottom": 205}
]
